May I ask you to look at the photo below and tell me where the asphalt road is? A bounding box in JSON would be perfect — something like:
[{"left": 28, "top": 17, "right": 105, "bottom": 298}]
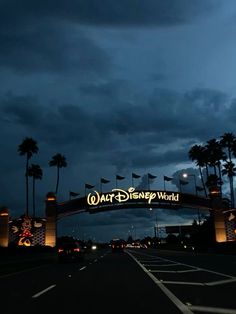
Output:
[{"left": 1, "top": 248, "right": 236, "bottom": 314}]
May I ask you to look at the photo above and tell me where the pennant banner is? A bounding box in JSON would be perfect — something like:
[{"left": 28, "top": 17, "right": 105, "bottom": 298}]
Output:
[
  {"left": 148, "top": 173, "right": 157, "bottom": 179},
  {"left": 69, "top": 191, "right": 80, "bottom": 197},
  {"left": 85, "top": 183, "right": 95, "bottom": 189},
  {"left": 132, "top": 173, "right": 141, "bottom": 179},
  {"left": 164, "top": 176, "right": 173, "bottom": 181},
  {"left": 101, "top": 178, "right": 110, "bottom": 184},
  {"left": 116, "top": 175, "right": 125, "bottom": 180}
]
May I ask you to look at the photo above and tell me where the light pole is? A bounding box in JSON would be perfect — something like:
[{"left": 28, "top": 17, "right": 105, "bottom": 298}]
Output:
[
  {"left": 183, "top": 173, "right": 201, "bottom": 225},
  {"left": 182, "top": 173, "right": 197, "bottom": 195}
]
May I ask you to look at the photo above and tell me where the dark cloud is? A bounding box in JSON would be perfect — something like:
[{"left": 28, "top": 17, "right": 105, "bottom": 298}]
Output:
[
  {"left": 0, "top": 0, "right": 219, "bottom": 27},
  {"left": 0, "top": 86, "right": 233, "bottom": 181},
  {"left": 0, "top": 20, "right": 111, "bottom": 74},
  {"left": 0, "top": 1, "right": 221, "bottom": 74}
]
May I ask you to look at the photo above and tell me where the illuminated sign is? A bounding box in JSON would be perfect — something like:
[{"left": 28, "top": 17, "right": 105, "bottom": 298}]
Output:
[{"left": 87, "top": 187, "right": 179, "bottom": 206}]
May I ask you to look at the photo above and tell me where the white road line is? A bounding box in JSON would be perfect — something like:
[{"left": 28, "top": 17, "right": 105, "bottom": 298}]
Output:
[
  {"left": 133, "top": 251, "right": 236, "bottom": 279},
  {"left": 189, "top": 305, "right": 236, "bottom": 314},
  {"left": 150, "top": 269, "right": 200, "bottom": 273},
  {"left": 140, "top": 260, "right": 163, "bottom": 263},
  {"left": 32, "top": 284, "right": 56, "bottom": 298},
  {"left": 161, "top": 280, "right": 204, "bottom": 286},
  {"left": 142, "top": 263, "right": 177, "bottom": 266},
  {"left": 205, "top": 278, "right": 236, "bottom": 286},
  {"left": 79, "top": 266, "right": 86, "bottom": 271},
  {"left": 127, "top": 251, "right": 194, "bottom": 314}
]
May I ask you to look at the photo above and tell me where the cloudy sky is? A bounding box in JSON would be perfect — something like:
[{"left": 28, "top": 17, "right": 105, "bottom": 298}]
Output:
[{"left": 1, "top": 0, "right": 236, "bottom": 242}]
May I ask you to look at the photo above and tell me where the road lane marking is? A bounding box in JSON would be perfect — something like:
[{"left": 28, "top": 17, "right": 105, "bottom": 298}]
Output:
[
  {"left": 131, "top": 250, "right": 236, "bottom": 279},
  {"left": 143, "top": 263, "right": 179, "bottom": 267},
  {"left": 127, "top": 251, "right": 194, "bottom": 314},
  {"left": 150, "top": 269, "right": 200, "bottom": 273},
  {"left": 32, "top": 284, "right": 56, "bottom": 298},
  {"left": 189, "top": 305, "right": 236, "bottom": 313},
  {"left": 79, "top": 266, "right": 86, "bottom": 271},
  {"left": 161, "top": 280, "right": 204, "bottom": 286},
  {"left": 205, "top": 277, "right": 236, "bottom": 286}
]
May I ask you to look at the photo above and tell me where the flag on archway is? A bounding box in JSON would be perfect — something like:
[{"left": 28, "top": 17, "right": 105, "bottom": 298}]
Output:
[
  {"left": 69, "top": 191, "right": 80, "bottom": 199},
  {"left": 163, "top": 176, "right": 173, "bottom": 190},
  {"left": 147, "top": 173, "right": 157, "bottom": 189},
  {"left": 148, "top": 173, "right": 157, "bottom": 179},
  {"left": 131, "top": 173, "right": 141, "bottom": 187},
  {"left": 101, "top": 178, "right": 110, "bottom": 184},
  {"left": 132, "top": 173, "right": 141, "bottom": 179},
  {"left": 164, "top": 176, "right": 173, "bottom": 181},
  {"left": 179, "top": 179, "right": 188, "bottom": 192},
  {"left": 85, "top": 183, "right": 95, "bottom": 189},
  {"left": 116, "top": 175, "right": 125, "bottom": 188},
  {"left": 100, "top": 178, "right": 110, "bottom": 192},
  {"left": 84, "top": 183, "right": 95, "bottom": 196},
  {"left": 116, "top": 175, "right": 125, "bottom": 180}
]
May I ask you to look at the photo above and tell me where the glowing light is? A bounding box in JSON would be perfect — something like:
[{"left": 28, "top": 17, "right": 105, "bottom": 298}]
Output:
[{"left": 47, "top": 197, "right": 56, "bottom": 201}]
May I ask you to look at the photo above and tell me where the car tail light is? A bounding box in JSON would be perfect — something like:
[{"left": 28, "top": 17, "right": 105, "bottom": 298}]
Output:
[
  {"left": 73, "top": 248, "right": 80, "bottom": 252},
  {"left": 58, "top": 248, "right": 64, "bottom": 253}
]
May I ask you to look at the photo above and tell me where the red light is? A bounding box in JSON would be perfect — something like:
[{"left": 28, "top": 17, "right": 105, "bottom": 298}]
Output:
[{"left": 73, "top": 248, "right": 80, "bottom": 252}]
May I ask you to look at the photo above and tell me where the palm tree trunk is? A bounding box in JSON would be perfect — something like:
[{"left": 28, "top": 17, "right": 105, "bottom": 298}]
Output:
[
  {"left": 229, "top": 176, "right": 235, "bottom": 208},
  {"left": 33, "top": 178, "right": 35, "bottom": 218},
  {"left": 217, "top": 164, "right": 222, "bottom": 194},
  {"left": 26, "top": 157, "right": 29, "bottom": 216},
  {"left": 199, "top": 167, "right": 207, "bottom": 197},
  {"left": 55, "top": 166, "right": 60, "bottom": 194}
]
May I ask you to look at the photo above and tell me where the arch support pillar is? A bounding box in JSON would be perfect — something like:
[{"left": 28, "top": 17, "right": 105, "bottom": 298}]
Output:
[
  {"left": 0, "top": 207, "right": 9, "bottom": 247},
  {"left": 45, "top": 192, "right": 57, "bottom": 247},
  {"left": 211, "top": 197, "right": 227, "bottom": 243}
]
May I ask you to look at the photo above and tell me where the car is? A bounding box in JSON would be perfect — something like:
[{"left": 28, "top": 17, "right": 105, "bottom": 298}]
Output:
[
  {"left": 57, "top": 240, "right": 85, "bottom": 262},
  {"left": 111, "top": 239, "right": 125, "bottom": 252}
]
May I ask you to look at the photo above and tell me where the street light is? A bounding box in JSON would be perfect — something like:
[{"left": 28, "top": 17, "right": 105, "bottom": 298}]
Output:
[
  {"left": 182, "top": 173, "right": 197, "bottom": 195},
  {"left": 183, "top": 173, "right": 201, "bottom": 225}
]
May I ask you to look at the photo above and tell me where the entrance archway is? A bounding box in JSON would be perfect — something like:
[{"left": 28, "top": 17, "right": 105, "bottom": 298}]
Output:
[{"left": 44, "top": 187, "right": 231, "bottom": 247}]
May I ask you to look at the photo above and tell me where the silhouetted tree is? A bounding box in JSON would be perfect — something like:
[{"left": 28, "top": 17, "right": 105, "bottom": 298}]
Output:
[
  {"left": 205, "top": 138, "right": 226, "bottom": 193},
  {"left": 222, "top": 161, "right": 236, "bottom": 208},
  {"left": 18, "top": 137, "right": 39, "bottom": 216},
  {"left": 49, "top": 153, "right": 67, "bottom": 194},
  {"left": 27, "top": 164, "right": 43, "bottom": 217},
  {"left": 188, "top": 144, "right": 207, "bottom": 196}
]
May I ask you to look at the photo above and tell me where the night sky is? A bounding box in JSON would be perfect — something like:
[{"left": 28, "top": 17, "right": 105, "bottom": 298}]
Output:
[{"left": 1, "top": 0, "right": 236, "bottom": 242}]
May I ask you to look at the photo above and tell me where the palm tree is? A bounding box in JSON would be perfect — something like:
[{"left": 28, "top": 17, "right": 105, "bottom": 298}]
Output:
[
  {"left": 222, "top": 161, "right": 236, "bottom": 208},
  {"left": 27, "top": 164, "right": 43, "bottom": 218},
  {"left": 18, "top": 137, "right": 39, "bottom": 216},
  {"left": 49, "top": 153, "right": 67, "bottom": 194},
  {"left": 188, "top": 144, "right": 207, "bottom": 196},
  {"left": 205, "top": 138, "right": 226, "bottom": 193},
  {"left": 220, "top": 132, "right": 236, "bottom": 207},
  {"left": 220, "top": 132, "right": 236, "bottom": 162}
]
